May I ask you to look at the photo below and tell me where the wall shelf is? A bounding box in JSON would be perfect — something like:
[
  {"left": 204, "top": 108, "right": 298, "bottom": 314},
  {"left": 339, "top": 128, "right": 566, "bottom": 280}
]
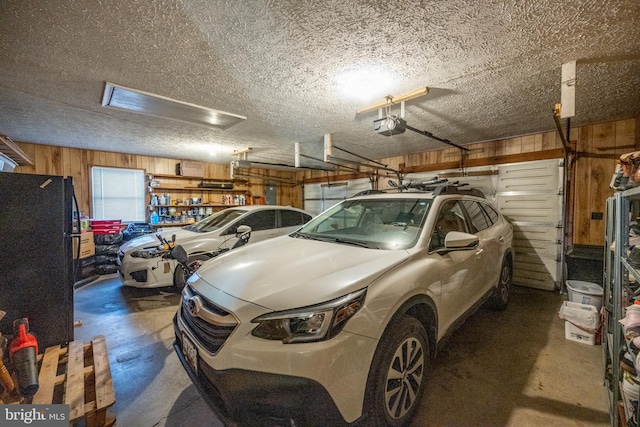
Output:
[{"left": 147, "top": 174, "right": 250, "bottom": 224}]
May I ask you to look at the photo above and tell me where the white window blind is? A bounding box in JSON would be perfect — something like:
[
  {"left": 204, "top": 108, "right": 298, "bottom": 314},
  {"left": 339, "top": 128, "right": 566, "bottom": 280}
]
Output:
[{"left": 91, "top": 166, "right": 145, "bottom": 221}]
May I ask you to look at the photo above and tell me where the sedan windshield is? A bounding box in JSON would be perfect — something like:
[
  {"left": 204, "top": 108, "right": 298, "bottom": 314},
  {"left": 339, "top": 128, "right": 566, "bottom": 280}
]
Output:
[
  {"left": 294, "top": 198, "right": 431, "bottom": 249},
  {"left": 183, "top": 209, "right": 247, "bottom": 233}
]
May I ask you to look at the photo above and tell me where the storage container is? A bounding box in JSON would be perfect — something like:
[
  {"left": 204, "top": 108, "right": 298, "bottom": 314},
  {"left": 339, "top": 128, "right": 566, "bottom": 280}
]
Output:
[
  {"left": 558, "top": 301, "right": 600, "bottom": 331},
  {"left": 90, "top": 219, "right": 122, "bottom": 235},
  {"left": 566, "top": 280, "right": 603, "bottom": 311},
  {"left": 564, "top": 321, "right": 596, "bottom": 345}
]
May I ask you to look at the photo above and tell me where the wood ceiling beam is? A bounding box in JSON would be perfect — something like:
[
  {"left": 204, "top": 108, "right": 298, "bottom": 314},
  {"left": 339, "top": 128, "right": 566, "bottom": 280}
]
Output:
[{"left": 0, "top": 135, "right": 34, "bottom": 166}]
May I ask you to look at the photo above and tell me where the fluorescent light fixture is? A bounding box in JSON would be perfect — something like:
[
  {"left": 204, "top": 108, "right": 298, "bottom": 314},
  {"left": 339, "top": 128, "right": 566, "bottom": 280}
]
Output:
[{"left": 102, "top": 82, "right": 247, "bottom": 129}]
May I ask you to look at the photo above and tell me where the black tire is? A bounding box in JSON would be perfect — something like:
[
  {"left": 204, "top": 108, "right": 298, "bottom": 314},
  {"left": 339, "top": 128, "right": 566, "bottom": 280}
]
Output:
[
  {"left": 365, "top": 315, "right": 429, "bottom": 427},
  {"left": 173, "top": 254, "right": 210, "bottom": 291},
  {"left": 487, "top": 255, "right": 512, "bottom": 311}
]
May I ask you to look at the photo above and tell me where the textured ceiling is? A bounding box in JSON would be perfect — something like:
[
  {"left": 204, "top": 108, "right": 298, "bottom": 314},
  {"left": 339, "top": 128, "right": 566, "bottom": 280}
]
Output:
[{"left": 1, "top": 0, "right": 639, "bottom": 168}]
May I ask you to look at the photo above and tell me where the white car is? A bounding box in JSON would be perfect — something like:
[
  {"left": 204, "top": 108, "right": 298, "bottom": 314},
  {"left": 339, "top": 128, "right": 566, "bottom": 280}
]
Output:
[
  {"left": 173, "top": 185, "right": 514, "bottom": 426},
  {"left": 117, "top": 205, "right": 312, "bottom": 289}
]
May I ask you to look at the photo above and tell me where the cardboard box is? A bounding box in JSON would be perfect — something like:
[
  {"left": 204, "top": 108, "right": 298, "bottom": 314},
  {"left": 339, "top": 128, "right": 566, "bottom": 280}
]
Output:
[
  {"left": 73, "top": 232, "right": 95, "bottom": 259},
  {"left": 177, "top": 161, "right": 205, "bottom": 177}
]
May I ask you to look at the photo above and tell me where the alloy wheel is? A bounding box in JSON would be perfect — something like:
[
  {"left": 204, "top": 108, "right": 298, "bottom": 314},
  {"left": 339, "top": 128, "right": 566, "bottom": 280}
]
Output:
[{"left": 384, "top": 337, "right": 425, "bottom": 420}]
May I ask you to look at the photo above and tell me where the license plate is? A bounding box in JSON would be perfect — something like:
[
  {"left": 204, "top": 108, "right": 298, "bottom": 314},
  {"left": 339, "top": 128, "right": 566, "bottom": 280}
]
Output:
[{"left": 182, "top": 334, "right": 198, "bottom": 374}]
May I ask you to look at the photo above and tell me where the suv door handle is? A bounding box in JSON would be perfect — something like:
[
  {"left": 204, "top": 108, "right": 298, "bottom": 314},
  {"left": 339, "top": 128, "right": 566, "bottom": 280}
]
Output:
[
  {"left": 475, "top": 249, "right": 484, "bottom": 256},
  {"left": 498, "top": 236, "right": 504, "bottom": 244}
]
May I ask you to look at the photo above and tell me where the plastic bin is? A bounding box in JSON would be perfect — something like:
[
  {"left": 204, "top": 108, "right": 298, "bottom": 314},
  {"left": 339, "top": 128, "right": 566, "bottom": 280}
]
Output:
[
  {"left": 564, "top": 321, "right": 596, "bottom": 345},
  {"left": 566, "top": 280, "right": 603, "bottom": 311},
  {"left": 558, "top": 301, "right": 600, "bottom": 331}
]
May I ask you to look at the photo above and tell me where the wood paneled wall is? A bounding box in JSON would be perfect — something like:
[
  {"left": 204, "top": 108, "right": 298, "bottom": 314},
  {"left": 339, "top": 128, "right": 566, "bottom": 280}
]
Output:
[
  {"left": 572, "top": 119, "right": 637, "bottom": 245},
  {"left": 13, "top": 143, "right": 303, "bottom": 217},
  {"left": 12, "top": 117, "right": 638, "bottom": 246}
]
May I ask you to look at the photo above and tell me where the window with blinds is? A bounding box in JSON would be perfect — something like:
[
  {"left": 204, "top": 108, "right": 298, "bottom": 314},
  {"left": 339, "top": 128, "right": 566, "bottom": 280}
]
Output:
[{"left": 91, "top": 166, "right": 145, "bottom": 222}]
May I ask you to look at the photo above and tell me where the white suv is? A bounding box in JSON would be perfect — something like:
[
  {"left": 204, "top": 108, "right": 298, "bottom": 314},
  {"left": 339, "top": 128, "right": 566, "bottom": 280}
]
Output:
[{"left": 173, "top": 185, "right": 513, "bottom": 426}]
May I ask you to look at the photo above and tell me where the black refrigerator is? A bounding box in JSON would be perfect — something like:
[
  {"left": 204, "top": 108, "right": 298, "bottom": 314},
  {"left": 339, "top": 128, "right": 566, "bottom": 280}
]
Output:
[{"left": 0, "top": 172, "right": 76, "bottom": 349}]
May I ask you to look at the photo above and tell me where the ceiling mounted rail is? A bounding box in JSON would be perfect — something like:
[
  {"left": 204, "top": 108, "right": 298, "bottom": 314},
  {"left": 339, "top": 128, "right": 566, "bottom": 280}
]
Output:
[
  {"left": 404, "top": 124, "right": 470, "bottom": 152},
  {"left": 294, "top": 142, "right": 362, "bottom": 173}
]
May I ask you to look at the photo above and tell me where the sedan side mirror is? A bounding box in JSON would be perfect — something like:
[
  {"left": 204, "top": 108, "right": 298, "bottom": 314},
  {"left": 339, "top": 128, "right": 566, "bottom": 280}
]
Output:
[{"left": 235, "top": 225, "right": 251, "bottom": 237}]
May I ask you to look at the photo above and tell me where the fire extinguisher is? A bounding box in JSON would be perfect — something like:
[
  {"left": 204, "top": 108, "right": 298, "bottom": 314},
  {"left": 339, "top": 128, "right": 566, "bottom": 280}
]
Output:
[{"left": 9, "top": 318, "right": 39, "bottom": 397}]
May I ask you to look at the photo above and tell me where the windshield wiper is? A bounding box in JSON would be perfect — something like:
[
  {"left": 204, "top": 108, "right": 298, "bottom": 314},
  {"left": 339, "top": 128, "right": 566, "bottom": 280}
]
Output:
[
  {"left": 328, "top": 237, "right": 373, "bottom": 248},
  {"left": 291, "top": 231, "right": 321, "bottom": 240}
]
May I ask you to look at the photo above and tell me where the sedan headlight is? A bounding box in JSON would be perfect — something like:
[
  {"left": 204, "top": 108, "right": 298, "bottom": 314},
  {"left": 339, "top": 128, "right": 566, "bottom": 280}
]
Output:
[
  {"left": 130, "top": 247, "right": 163, "bottom": 259},
  {"left": 251, "top": 289, "right": 366, "bottom": 343}
]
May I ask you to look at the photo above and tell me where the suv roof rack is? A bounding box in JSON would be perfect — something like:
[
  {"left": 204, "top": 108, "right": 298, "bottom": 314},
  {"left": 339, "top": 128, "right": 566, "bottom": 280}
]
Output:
[
  {"left": 352, "top": 179, "right": 485, "bottom": 198},
  {"left": 351, "top": 189, "right": 387, "bottom": 197},
  {"left": 385, "top": 178, "right": 485, "bottom": 198},
  {"left": 432, "top": 184, "right": 485, "bottom": 198}
]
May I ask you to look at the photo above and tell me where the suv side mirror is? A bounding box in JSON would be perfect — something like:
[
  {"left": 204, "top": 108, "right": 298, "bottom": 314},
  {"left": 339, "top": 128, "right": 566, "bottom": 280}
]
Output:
[{"left": 444, "top": 231, "right": 479, "bottom": 250}]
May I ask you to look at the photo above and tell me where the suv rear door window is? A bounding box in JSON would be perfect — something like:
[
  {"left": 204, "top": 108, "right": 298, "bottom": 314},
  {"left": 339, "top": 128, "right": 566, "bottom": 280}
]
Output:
[
  {"left": 482, "top": 203, "right": 500, "bottom": 225},
  {"left": 461, "top": 200, "right": 491, "bottom": 232}
]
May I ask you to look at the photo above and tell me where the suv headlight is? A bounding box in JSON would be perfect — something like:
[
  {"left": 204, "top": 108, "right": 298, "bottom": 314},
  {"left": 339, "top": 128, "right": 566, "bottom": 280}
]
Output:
[
  {"left": 251, "top": 289, "right": 366, "bottom": 343},
  {"left": 130, "top": 248, "right": 163, "bottom": 259}
]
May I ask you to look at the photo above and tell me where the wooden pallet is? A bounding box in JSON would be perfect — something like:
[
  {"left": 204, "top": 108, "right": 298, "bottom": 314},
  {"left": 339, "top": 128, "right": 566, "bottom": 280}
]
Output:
[{"left": 32, "top": 335, "right": 116, "bottom": 427}]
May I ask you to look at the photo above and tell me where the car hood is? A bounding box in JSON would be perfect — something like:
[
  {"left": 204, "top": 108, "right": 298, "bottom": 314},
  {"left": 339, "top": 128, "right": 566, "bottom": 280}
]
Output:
[
  {"left": 191, "top": 236, "right": 410, "bottom": 311},
  {"left": 119, "top": 228, "right": 206, "bottom": 253}
]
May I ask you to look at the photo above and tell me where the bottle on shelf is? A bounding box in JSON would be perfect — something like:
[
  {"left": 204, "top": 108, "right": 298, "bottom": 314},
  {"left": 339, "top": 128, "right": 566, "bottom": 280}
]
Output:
[
  {"left": 151, "top": 194, "right": 158, "bottom": 206},
  {"left": 158, "top": 194, "right": 166, "bottom": 205}
]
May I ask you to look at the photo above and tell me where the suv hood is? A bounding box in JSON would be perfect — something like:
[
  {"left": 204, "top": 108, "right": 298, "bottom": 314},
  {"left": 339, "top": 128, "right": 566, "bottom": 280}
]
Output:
[
  {"left": 191, "top": 236, "right": 410, "bottom": 311},
  {"left": 119, "top": 228, "right": 205, "bottom": 253}
]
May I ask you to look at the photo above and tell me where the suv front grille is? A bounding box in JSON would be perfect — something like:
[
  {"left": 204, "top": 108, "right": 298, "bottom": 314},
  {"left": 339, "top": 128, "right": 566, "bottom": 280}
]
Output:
[{"left": 180, "top": 286, "right": 238, "bottom": 354}]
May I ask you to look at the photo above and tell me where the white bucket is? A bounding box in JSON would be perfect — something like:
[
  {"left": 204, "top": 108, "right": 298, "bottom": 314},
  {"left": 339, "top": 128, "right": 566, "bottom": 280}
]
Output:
[{"left": 566, "top": 280, "right": 603, "bottom": 311}]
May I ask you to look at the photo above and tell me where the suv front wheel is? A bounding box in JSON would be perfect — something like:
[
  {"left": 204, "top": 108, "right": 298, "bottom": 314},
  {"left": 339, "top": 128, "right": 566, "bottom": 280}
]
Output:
[{"left": 366, "top": 315, "right": 429, "bottom": 427}]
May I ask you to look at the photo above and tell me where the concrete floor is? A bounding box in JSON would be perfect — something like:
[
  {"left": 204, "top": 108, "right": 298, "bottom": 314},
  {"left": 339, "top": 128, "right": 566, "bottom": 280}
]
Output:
[{"left": 73, "top": 275, "right": 611, "bottom": 427}]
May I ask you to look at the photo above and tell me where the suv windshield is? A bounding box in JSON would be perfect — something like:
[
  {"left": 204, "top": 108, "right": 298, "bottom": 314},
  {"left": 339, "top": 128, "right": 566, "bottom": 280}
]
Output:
[
  {"left": 183, "top": 209, "right": 246, "bottom": 233},
  {"left": 295, "top": 198, "right": 431, "bottom": 249}
]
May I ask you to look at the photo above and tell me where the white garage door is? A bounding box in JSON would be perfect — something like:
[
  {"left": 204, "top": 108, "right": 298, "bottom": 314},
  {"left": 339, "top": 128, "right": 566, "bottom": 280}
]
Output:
[
  {"left": 303, "top": 178, "right": 371, "bottom": 215},
  {"left": 406, "top": 158, "right": 564, "bottom": 291}
]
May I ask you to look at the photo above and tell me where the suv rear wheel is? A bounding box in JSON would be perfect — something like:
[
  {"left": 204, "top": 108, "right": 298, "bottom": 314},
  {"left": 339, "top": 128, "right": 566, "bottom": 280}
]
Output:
[
  {"left": 366, "top": 315, "right": 429, "bottom": 426},
  {"left": 486, "top": 256, "right": 512, "bottom": 311}
]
